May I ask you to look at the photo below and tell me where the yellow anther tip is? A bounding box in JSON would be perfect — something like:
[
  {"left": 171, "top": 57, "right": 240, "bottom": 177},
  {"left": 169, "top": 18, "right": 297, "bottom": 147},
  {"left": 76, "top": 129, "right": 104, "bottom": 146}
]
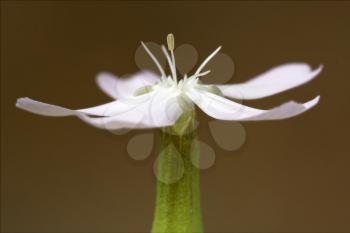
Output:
[{"left": 167, "top": 33, "right": 175, "bottom": 51}]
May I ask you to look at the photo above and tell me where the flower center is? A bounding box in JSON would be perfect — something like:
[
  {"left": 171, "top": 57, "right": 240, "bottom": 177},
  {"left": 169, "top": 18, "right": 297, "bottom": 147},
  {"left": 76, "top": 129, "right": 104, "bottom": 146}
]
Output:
[{"left": 141, "top": 33, "right": 222, "bottom": 84}]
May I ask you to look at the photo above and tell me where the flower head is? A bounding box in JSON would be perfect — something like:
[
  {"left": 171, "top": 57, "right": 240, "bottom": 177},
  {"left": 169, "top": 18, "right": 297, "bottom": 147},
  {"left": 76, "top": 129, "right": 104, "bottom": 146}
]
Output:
[{"left": 16, "top": 34, "right": 322, "bottom": 130}]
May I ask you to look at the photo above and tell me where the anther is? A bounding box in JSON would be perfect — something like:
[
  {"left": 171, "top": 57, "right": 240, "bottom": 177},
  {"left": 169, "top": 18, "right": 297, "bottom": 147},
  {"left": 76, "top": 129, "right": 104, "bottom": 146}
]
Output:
[{"left": 167, "top": 33, "right": 175, "bottom": 51}]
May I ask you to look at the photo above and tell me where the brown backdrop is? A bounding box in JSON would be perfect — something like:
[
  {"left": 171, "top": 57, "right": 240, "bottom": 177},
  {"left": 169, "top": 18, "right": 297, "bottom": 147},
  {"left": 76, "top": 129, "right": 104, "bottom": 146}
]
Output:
[{"left": 2, "top": 1, "right": 350, "bottom": 232}]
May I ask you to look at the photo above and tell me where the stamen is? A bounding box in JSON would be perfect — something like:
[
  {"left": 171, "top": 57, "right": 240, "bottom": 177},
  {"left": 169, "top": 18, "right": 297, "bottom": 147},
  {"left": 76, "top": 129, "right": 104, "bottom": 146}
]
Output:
[
  {"left": 161, "top": 45, "right": 177, "bottom": 82},
  {"left": 183, "top": 74, "right": 188, "bottom": 81},
  {"left": 170, "top": 48, "right": 177, "bottom": 81},
  {"left": 196, "top": 70, "right": 211, "bottom": 77},
  {"left": 188, "top": 70, "right": 211, "bottom": 80},
  {"left": 141, "top": 42, "right": 166, "bottom": 78},
  {"left": 194, "top": 46, "right": 221, "bottom": 76},
  {"left": 167, "top": 33, "right": 177, "bottom": 81}
]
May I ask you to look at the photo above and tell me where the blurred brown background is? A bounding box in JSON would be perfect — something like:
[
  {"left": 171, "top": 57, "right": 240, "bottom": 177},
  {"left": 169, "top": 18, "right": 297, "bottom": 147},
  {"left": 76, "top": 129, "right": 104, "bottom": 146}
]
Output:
[{"left": 1, "top": 1, "right": 350, "bottom": 232}]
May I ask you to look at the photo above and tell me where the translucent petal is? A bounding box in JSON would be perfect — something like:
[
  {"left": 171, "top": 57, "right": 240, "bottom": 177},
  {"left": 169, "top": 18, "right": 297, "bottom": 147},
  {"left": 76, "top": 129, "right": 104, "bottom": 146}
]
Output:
[
  {"left": 127, "top": 133, "right": 154, "bottom": 160},
  {"left": 209, "top": 120, "right": 246, "bottom": 151},
  {"left": 191, "top": 141, "right": 216, "bottom": 169},
  {"left": 174, "top": 44, "right": 198, "bottom": 75},
  {"left": 200, "top": 52, "right": 234, "bottom": 84}
]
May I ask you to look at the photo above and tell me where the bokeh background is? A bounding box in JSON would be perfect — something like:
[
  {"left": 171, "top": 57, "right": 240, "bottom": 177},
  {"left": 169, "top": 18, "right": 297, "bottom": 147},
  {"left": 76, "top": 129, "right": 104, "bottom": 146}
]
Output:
[{"left": 2, "top": 1, "right": 350, "bottom": 232}]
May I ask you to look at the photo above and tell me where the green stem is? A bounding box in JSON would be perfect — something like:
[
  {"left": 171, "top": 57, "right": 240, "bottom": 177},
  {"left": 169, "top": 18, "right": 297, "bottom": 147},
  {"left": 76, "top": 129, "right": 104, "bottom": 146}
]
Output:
[{"left": 151, "top": 111, "right": 203, "bottom": 233}]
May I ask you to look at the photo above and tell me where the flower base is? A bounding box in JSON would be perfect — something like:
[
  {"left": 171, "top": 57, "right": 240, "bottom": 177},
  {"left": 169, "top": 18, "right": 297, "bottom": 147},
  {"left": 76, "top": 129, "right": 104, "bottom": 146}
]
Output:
[{"left": 152, "top": 111, "right": 203, "bottom": 233}]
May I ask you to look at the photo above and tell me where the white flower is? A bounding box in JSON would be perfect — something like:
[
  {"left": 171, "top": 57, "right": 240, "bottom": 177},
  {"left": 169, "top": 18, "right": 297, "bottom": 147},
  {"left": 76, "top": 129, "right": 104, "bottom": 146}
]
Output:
[{"left": 16, "top": 34, "right": 322, "bottom": 130}]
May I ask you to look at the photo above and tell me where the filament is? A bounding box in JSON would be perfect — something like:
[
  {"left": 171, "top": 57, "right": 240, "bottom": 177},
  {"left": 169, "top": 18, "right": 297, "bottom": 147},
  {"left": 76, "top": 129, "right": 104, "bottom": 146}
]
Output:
[
  {"left": 141, "top": 42, "right": 166, "bottom": 78},
  {"left": 194, "top": 46, "right": 221, "bottom": 76}
]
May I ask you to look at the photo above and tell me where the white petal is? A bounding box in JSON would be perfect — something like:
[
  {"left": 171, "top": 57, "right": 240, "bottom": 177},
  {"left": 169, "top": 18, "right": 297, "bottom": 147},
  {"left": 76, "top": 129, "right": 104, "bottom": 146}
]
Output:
[
  {"left": 15, "top": 97, "right": 139, "bottom": 117},
  {"left": 96, "top": 71, "right": 160, "bottom": 99},
  {"left": 186, "top": 89, "right": 320, "bottom": 121},
  {"left": 79, "top": 89, "right": 183, "bottom": 130},
  {"left": 243, "top": 96, "right": 320, "bottom": 121},
  {"left": 217, "top": 63, "right": 322, "bottom": 99},
  {"left": 16, "top": 98, "right": 75, "bottom": 116}
]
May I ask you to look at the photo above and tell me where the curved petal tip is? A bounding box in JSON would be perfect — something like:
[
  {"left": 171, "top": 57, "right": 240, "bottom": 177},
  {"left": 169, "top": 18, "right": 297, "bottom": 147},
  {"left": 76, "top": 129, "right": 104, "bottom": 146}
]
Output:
[
  {"left": 312, "top": 64, "right": 324, "bottom": 77},
  {"left": 305, "top": 95, "right": 320, "bottom": 108},
  {"left": 16, "top": 97, "right": 32, "bottom": 109}
]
